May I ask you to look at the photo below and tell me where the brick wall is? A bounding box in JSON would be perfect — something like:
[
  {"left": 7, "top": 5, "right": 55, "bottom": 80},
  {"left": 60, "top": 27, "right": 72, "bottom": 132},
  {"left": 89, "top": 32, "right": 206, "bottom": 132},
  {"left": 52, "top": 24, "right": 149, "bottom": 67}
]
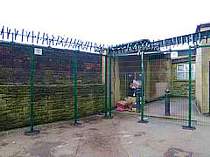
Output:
[
  {"left": 0, "top": 42, "right": 104, "bottom": 131},
  {"left": 117, "top": 54, "right": 171, "bottom": 102}
]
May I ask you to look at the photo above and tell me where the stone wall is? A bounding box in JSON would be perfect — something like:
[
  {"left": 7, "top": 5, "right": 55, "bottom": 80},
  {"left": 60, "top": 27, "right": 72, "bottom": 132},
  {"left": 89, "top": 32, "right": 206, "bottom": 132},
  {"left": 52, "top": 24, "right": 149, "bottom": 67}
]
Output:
[{"left": 0, "top": 43, "right": 104, "bottom": 131}]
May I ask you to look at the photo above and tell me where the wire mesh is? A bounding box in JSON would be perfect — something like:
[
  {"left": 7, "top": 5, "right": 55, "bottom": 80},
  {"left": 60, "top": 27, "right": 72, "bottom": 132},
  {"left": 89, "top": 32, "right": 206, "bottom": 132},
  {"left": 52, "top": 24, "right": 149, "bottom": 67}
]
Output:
[
  {"left": 0, "top": 42, "right": 105, "bottom": 131},
  {"left": 77, "top": 52, "right": 104, "bottom": 117},
  {"left": 114, "top": 52, "right": 196, "bottom": 125},
  {"left": 33, "top": 48, "right": 73, "bottom": 124},
  {"left": 0, "top": 43, "right": 31, "bottom": 131},
  {"left": 2, "top": 40, "right": 210, "bottom": 131}
]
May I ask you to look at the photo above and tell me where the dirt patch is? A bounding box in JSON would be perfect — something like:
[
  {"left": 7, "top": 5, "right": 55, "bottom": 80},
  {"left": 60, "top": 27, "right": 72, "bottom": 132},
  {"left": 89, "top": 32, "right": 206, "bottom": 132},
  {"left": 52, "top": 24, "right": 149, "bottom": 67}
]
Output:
[
  {"left": 82, "top": 115, "right": 103, "bottom": 124},
  {"left": 158, "top": 139, "right": 166, "bottom": 143},
  {"left": 86, "top": 132, "right": 112, "bottom": 150},
  {"left": 164, "top": 147, "right": 193, "bottom": 157},
  {"left": 40, "top": 131, "right": 49, "bottom": 135},
  {"left": 57, "top": 124, "right": 72, "bottom": 129},
  {"left": 0, "top": 141, "right": 9, "bottom": 147},
  {"left": 28, "top": 141, "right": 63, "bottom": 157},
  {"left": 56, "top": 155, "right": 70, "bottom": 157},
  {"left": 134, "top": 131, "right": 146, "bottom": 137},
  {"left": 88, "top": 127, "right": 99, "bottom": 131},
  {"left": 74, "top": 133, "right": 83, "bottom": 138}
]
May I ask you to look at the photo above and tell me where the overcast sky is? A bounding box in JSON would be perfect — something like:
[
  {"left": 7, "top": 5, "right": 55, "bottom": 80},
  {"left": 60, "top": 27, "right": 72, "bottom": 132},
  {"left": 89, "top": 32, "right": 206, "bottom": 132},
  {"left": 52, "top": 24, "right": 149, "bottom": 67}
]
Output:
[{"left": 0, "top": 0, "right": 209, "bottom": 45}]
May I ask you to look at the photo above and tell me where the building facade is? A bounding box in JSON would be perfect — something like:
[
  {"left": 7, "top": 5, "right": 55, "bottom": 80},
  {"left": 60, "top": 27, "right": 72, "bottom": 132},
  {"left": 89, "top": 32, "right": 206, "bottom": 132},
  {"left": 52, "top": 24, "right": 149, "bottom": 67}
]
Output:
[{"left": 195, "top": 23, "right": 210, "bottom": 113}]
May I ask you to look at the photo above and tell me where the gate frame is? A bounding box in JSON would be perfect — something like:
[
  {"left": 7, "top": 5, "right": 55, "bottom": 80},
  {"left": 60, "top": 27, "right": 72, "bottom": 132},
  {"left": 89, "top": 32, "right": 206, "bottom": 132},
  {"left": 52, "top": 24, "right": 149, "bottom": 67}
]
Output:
[{"left": 108, "top": 45, "right": 210, "bottom": 129}]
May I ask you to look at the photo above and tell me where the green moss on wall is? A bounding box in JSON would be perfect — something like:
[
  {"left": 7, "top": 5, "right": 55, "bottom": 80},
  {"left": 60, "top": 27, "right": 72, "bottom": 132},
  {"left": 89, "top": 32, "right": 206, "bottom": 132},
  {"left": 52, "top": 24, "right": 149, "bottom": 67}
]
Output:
[
  {"left": 0, "top": 42, "right": 104, "bottom": 131},
  {"left": 0, "top": 84, "right": 104, "bottom": 131}
]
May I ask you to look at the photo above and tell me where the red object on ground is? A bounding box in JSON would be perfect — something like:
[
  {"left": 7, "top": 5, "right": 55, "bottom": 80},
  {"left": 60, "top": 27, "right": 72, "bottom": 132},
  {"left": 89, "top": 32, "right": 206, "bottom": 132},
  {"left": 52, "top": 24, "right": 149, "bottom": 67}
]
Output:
[{"left": 116, "top": 101, "right": 128, "bottom": 112}]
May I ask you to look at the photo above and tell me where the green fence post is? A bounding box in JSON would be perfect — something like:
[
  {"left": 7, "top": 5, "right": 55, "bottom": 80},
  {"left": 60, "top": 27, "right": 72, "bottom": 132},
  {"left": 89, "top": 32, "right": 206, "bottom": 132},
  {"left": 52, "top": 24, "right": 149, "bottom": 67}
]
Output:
[
  {"left": 72, "top": 50, "right": 80, "bottom": 125},
  {"left": 104, "top": 54, "right": 108, "bottom": 118},
  {"left": 182, "top": 48, "right": 195, "bottom": 130},
  {"left": 138, "top": 51, "right": 148, "bottom": 123},
  {"left": 209, "top": 62, "right": 210, "bottom": 115},
  {"left": 100, "top": 53, "right": 103, "bottom": 83},
  {"left": 25, "top": 47, "right": 40, "bottom": 135},
  {"left": 108, "top": 52, "right": 113, "bottom": 118}
]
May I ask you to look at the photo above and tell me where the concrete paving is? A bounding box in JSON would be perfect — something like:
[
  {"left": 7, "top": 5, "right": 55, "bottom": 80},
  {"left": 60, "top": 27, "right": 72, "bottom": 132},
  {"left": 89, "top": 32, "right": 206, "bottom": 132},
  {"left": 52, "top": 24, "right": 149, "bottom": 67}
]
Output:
[
  {"left": 145, "top": 98, "right": 195, "bottom": 118},
  {"left": 145, "top": 97, "right": 210, "bottom": 125},
  {"left": 0, "top": 113, "right": 210, "bottom": 157}
]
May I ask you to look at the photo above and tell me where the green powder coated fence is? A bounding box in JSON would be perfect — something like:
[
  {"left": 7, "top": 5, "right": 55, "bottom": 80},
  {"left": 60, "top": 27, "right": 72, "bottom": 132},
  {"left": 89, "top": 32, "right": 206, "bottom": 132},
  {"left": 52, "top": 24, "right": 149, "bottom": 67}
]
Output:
[
  {"left": 104, "top": 55, "right": 108, "bottom": 118},
  {"left": 108, "top": 54, "right": 112, "bottom": 118},
  {"left": 2, "top": 40, "right": 210, "bottom": 132},
  {"left": 0, "top": 42, "right": 105, "bottom": 132},
  {"left": 72, "top": 51, "right": 79, "bottom": 124},
  {"left": 114, "top": 49, "right": 197, "bottom": 127},
  {"left": 29, "top": 48, "right": 35, "bottom": 132}
]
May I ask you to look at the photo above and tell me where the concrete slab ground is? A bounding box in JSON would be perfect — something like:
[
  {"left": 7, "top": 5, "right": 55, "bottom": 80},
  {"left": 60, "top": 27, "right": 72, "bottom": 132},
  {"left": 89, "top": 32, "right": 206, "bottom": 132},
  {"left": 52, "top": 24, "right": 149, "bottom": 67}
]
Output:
[
  {"left": 145, "top": 98, "right": 197, "bottom": 118},
  {"left": 145, "top": 97, "right": 210, "bottom": 125},
  {"left": 0, "top": 113, "right": 210, "bottom": 157}
]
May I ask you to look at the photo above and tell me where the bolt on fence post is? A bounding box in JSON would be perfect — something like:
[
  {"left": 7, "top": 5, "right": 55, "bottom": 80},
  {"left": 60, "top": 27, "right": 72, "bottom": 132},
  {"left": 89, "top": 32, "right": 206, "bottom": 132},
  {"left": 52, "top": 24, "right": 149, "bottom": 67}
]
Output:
[
  {"left": 138, "top": 51, "right": 148, "bottom": 123},
  {"left": 182, "top": 47, "right": 195, "bottom": 130},
  {"left": 108, "top": 51, "right": 113, "bottom": 118},
  {"left": 104, "top": 54, "right": 108, "bottom": 118},
  {"left": 25, "top": 47, "right": 40, "bottom": 135},
  {"left": 72, "top": 49, "right": 80, "bottom": 125}
]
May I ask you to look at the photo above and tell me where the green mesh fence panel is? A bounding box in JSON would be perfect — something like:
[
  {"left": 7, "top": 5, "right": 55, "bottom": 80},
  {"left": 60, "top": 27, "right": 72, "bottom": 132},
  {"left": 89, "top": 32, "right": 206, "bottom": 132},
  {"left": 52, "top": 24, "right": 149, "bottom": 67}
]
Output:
[
  {"left": 0, "top": 43, "right": 31, "bottom": 131},
  {"left": 0, "top": 42, "right": 105, "bottom": 131},
  {"left": 114, "top": 52, "right": 196, "bottom": 125}
]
